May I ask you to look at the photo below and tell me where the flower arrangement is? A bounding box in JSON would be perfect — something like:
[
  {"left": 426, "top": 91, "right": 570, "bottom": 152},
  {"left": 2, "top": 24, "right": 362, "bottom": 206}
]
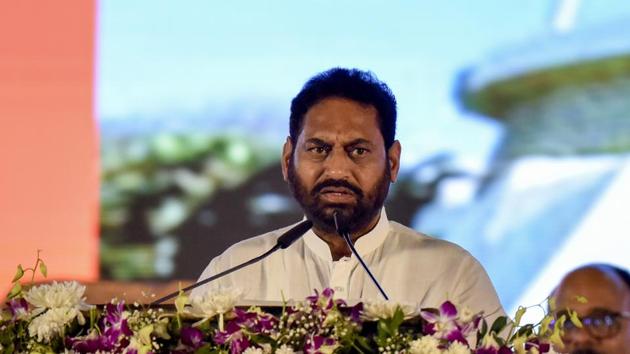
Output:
[{"left": 1, "top": 255, "right": 573, "bottom": 353}]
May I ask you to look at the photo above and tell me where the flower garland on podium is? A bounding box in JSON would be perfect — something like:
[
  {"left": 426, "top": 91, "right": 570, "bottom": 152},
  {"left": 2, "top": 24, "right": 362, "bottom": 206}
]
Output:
[{"left": 0, "top": 255, "right": 574, "bottom": 353}]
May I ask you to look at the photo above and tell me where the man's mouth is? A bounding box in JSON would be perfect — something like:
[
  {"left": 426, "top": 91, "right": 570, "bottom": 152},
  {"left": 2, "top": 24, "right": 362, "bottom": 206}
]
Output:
[
  {"left": 320, "top": 186, "right": 355, "bottom": 195},
  {"left": 318, "top": 186, "right": 357, "bottom": 203}
]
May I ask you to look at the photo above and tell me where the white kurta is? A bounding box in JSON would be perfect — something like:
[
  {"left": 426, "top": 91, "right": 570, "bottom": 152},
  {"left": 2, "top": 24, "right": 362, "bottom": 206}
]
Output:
[{"left": 192, "top": 210, "right": 505, "bottom": 318}]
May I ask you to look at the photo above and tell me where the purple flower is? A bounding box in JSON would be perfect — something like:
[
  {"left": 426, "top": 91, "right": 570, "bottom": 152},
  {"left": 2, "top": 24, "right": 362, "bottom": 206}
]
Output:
[
  {"left": 6, "top": 298, "right": 29, "bottom": 321},
  {"left": 348, "top": 302, "right": 364, "bottom": 324},
  {"left": 215, "top": 308, "right": 280, "bottom": 353},
  {"left": 304, "top": 335, "right": 338, "bottom": 354},
  {"left": 101, "top": 302, "right": 132, "bottom": 347},
  {"left": 421, "top": 301, "right": 484, "bottom": 345},
  {"left": 474, "top": 333, "right": 512, "bottom": 354},
  {"left": 215, "top": 321, "right": 251, "bottom": 354},
  {"left": 476, "top": 347, "right": 511, "bottom": 354},
  {"left": 307, "top": 288, "right": 334, "bottom": 311},
  {"left": 66, "top": 335, "right": 109, "bottom": 353},
  {"left": 255, "top": 313, "right": 277, "bottom": 333},
  {"left": 421, "top": 301, "right": 462, "bottom": 341},
  {"left": 181, "top": 326, "right": 205, "bottom": 349},
  {"left": 306, "top": 288, "right": 347, "bottom": 313},
  {"left": 67, "top": 301, "right": 133, "bottom": 353},
  {"left": 526, "top": 339, "right": 550, "bottom": 353}
]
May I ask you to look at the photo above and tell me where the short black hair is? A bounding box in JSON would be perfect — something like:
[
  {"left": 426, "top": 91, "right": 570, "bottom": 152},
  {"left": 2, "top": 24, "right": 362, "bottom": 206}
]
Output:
[{"left": 289, "top": 68, "right": 397, "bottom": 149}]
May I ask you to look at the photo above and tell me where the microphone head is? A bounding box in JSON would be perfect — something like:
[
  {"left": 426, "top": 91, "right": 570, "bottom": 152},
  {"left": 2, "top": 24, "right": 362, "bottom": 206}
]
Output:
[{"left": 276, "top": 219, "right": 313, "bottom": 249}]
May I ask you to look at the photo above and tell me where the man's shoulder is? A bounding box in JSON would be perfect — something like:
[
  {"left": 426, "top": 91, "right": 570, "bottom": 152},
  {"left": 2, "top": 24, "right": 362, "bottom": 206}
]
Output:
[
  {"left": 388, "top": 221, "right": 473, "bottom": 258},
  {"left": 217, "top": 223, "right": 301, "bottom": 260}
]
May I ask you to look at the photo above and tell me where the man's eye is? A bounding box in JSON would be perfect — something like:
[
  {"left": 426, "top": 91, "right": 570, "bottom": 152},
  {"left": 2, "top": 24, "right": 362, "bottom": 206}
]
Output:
[
  {"left": 351, "top": 147, "right": 368, "bottom": 156},
  {"left": 309, "top": 147, "right": 328, "bottom": 154}
]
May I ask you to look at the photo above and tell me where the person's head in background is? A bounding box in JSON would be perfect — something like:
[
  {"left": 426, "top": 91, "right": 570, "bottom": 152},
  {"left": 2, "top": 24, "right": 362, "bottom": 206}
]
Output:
[{"left": 552, "top": 264, "right": 630, "bottom": 354}]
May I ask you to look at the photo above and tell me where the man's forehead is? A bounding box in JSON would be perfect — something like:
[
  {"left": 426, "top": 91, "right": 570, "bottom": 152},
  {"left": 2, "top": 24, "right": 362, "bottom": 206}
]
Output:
[
  {"left": 298, "top": 99, "right": 382, "bottom": 143},
  {"left": 556, "top": 268, "right": 629, "bottom": 311}
]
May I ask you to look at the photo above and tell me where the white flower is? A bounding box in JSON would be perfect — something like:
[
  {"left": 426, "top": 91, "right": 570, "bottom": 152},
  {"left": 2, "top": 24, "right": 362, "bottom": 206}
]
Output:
[
  {"left": 408, "top": 335, "right": 442, "bottom": 354},
  {"left": 323, "top": 309, "right": 341, "bottom": 326},
  {"left": 25, "top": 281, "right": 92, "bottom": 316},
  {"left": 187, "top": 287, "right": 243, "bottom": 319},
  {"left": 275, "top": 344, "right": 296, "bottom": 354},
  {"left": 243, "top": 347, "right": 264, "bottom": 354},
  {"left": 259, "top": 343, "right": 272, "bottom": 354},
  {"left": 362, "top": 300, "right": 418, "bottom": 320},
  {"left": 458, "top": 306, "right": 475, "bottom": 323},
  {"left": 445, "top": 341, "right": 471, "bottom": 354},
  {"left": 28, "top": 307, "right": 79, "bottom": 342}
]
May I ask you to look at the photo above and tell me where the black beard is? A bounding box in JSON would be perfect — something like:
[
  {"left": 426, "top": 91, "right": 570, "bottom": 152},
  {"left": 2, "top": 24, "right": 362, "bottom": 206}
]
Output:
[{"left": 287, "top": 160, "right": 390, "bottom": 236}]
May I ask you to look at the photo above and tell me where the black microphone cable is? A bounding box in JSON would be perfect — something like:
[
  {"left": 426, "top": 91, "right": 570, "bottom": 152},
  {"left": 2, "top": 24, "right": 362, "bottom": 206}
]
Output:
[{"left": 333, "top": 211, "right": 389, "bottom": 300}]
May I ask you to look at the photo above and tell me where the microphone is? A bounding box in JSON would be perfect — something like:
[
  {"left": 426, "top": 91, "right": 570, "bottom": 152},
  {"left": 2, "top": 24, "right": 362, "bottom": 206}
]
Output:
[
  {"left": 333, "top": 211, "right": 389, "bottom": 300},
  {"left": 152, "top": 219, "right": 313, "bottom": 305}
]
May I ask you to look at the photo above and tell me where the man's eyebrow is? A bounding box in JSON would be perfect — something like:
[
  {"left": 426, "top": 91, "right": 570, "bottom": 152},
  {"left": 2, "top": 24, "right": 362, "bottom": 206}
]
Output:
[
  {"left": 304, "top": 138, "right": 329, "bottom": 145},
  {"left": 345, "top": 138, "right": 373, "bottom": 147},
  {"left": 303, "top": 137, "right": 374, "bottom": 147}
]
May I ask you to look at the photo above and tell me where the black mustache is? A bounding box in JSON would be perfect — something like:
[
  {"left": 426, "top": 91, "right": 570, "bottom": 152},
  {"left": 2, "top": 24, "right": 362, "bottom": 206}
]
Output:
[{"left": 313, "top": 179, "right": 363, "bottom": 198}]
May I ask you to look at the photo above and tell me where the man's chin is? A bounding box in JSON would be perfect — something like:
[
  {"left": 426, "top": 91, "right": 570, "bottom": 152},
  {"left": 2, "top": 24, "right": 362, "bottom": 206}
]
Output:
[{"left": 304, "top": 205, "right": 355, "bottom": 232}]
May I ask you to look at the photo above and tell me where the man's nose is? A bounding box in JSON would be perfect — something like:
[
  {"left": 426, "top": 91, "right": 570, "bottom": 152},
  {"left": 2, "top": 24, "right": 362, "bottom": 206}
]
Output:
[{"left": 322, "top": 148, "right": 352, "bottom": 179}]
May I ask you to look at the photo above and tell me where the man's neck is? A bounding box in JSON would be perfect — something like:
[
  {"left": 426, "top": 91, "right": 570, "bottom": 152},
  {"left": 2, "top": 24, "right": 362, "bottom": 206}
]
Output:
[{"left": 312, "top": 213, "right": 381, "bottom": 261}]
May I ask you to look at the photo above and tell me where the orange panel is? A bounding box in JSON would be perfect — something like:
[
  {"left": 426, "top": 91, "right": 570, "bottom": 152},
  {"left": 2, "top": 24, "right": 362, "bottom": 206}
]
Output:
[{"left": 0, "top": 1, "right": 99, "bottom": 292}]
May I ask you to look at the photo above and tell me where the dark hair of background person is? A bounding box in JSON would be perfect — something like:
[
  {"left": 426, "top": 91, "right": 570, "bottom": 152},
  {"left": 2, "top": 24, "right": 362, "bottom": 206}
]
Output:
[{"left": 289, "top": 68, "right": 397, "bottom": 150}]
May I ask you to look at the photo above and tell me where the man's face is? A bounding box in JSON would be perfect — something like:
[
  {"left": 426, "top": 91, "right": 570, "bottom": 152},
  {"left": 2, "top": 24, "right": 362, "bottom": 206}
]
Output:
[
  {"left": 281, "top": 97, "right": 400, "bottom": 235},
  {"left": 553, "top": 268, "right": 630, "bottom": 354}
]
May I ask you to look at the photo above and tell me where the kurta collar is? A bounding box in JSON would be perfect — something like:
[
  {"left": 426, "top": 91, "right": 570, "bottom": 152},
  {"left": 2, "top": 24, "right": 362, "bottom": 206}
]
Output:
[{"left": 303, "top": 209, "right": 390, "bottom": 262}]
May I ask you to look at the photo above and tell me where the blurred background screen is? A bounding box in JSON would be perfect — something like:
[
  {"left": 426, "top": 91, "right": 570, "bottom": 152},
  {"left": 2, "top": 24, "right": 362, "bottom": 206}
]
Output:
[{"left": 2, "top": 0, "right": 630, "bottom": 315}]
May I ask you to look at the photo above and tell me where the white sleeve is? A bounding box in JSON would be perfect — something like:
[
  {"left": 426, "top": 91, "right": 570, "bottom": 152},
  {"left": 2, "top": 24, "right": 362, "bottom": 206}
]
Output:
[{"left": 452, "top": 252, "right": 506, "bottom": 323}]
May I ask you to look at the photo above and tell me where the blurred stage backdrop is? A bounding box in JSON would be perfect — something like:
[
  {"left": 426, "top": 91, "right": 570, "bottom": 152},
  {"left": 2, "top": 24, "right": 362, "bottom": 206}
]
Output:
[{"left": 2, "top": 1, "right": 629, "bottom": 314}]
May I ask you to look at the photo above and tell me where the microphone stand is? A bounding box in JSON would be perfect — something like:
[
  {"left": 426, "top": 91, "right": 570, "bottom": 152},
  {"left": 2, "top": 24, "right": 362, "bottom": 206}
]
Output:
[
  {"left": 152, "top": 220, "right": 312, "bottom": 305},
  {"left": 333, "top": 212, "right": 389, "bottom": 300}
]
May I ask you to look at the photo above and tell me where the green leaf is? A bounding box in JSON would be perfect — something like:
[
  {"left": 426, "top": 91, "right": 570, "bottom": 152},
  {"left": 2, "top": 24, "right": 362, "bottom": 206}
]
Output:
[
  {"left": 39, "top": 260, "right": 48, "bottom": 278},
  {"left": 575, "top": 295, "right": 588, "bottom": 304},
  {"left": 477, "top": 319, "right": 488, "bottom": 344},
  {"left": 490, "top": 315, "right": 508, "bottom": 334},
  {"left": 355, "top": 336, "right": 372, "bottom": 352},
  {"left": 194, "top": 344, "right": 213, "bottom": 354},
  {"left": 568, "top": 310, "right": 583, "bottom": 328},
  {"left": 12, "top": 265, "right": 24, "bottom": 283},
  {"left": 494, "top": 333, "right": 506, "bottom": 347},
  {"left": 175, "top": 291, "right": 188, "bottom": 314},
  {"left": 390, "top": 307, "right": 405, "bottom": 329},
  {"left": 513, "top": 306, "right": 526, "bottom": 326},
  {"left": 514, "top": 324, "right": 534, "bottom": 339},
  {"left": 8, "top": 282, "right": 22, "bottom": 299},
  {"left": 89, "top": 308, "right": 98, "bottom": 329},
  {"left": 377, "top": 320, "right": 390, "bottom": 337},
  {"left": 138, "top": 324, "right": 154, "bottom": 344},
  {"left": 548, "top": 296, "right": 557, "bottom": 312}
]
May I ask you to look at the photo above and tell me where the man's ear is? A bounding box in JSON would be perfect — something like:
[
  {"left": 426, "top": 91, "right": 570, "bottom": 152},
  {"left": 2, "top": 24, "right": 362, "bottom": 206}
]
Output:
[
  {"left": 387, "top": 140, "right": 401, "bottom": 183},
  {"left": 281, "top": 137, "right": 293, "bottom": 182}
]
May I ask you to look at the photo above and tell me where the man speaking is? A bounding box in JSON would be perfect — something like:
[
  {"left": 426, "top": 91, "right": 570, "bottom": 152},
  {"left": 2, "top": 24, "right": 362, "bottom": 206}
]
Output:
[{"left": 192, "top": 68, "right": 503, "bottom": 315}]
